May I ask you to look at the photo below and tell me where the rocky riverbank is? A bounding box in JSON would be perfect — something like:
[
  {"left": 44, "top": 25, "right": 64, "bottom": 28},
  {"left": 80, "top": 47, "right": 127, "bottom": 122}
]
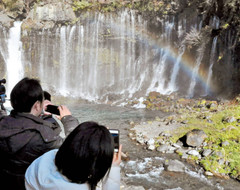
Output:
[{"left": 126, "top": 91, "right": 240, "bottom": 182}]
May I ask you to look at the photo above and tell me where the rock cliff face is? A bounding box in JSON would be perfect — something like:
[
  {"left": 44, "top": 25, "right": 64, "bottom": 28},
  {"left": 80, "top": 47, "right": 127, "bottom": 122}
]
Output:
[{"left": 21, "top": 1, "right": 76, "bottom": 31}]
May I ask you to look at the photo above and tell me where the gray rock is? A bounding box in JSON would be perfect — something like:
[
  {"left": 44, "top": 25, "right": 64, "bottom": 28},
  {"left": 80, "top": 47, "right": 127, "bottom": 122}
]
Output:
[
  {"left": 176, "top": 140, "right": 184, "bottom": 147},
  {"left": 205, "top": 171, "right": 213, "bottom": 176},
  {"left": 0, "top": 12, "right": 14, "bottom": 28},
  {"left": 172, "top": 143, "right": 182, "bottom": 149},
  {"left": 148, "top": 144, "right": 155, "bottom": 151},
  {"left": 175, "top": 148, "right": 189, "bottom": 155},
  {"left": 202, "top": 149, "right": 212, "bottom": 157},
  {"left": 136, "top": 137, "right": 145, "bottom": 145},
  {"left": 222, "top": 116, "right": 236, "bottom": 123},
  {"left": 214, "top": 151, "right": 224, "bottom": 158},
  {"left": 221, "top": 141, "right": 230, "bottom": 146},
  {"left": 218, "top": 158, "right": 225, "bottom": 165},
  {"left": 147, "top": 138, "right": 155, "bottom": 146},
  {"left": 164, "top": 159, "right": 185, "bottom": 172},
  {"left": 22, "top": 1, "right": 76, "bottom": 31},
  {"left": 185, "top": 129, "right": 207, "bottom": 147},
  {"left": 181, "top": 153, "right": 189, "bottom": 159},
  {"left": 157, "top": 144, "right": 172, "bottom": 153},
  {"left": 187, "top": 150, "right": 200, "bottom": 156}
]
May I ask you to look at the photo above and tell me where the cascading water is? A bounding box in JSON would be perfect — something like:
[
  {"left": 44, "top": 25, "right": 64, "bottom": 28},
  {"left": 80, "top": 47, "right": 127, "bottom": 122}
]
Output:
[
  {"left": 205, "top": 36, "right": 218, "bottom": 95},
  {"left": 187, "top": 43, "right": 205, "bottom": 98},
  {"left": 1, "top": 21, "right": 24, "bottom": 97},
  {"left": 0, "top": 21, "right": 24, "bottom": 110},
  {"left": 0, "top": 11, "right": 227, "bottom": 104}
]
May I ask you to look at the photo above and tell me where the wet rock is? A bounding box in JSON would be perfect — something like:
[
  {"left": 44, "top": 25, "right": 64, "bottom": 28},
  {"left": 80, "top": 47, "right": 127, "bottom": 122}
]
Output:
[
  {"left": 185, "top": 129, "right": 207, "bottom": 147},
  {"left": 164, "top": 159, "right": 186, "bottom": 172}
]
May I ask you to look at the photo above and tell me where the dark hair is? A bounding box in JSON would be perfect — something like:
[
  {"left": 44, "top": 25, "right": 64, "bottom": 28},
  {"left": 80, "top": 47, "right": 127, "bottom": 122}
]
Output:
[
  {"left": 43, "top": 91, "right": 51, "bottom": 101},
  {"left": 10, "top": 77, "right": 43, "bottom": 112},
  {"left": 55, "top": 121, "right": 114, "bottom": 190}
]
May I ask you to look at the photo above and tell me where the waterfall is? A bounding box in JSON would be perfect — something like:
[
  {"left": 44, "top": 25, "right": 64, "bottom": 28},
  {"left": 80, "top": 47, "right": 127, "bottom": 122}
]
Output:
[
  {"left": 5, "top": 21, "right": 24, "bottom": 96},
  {"left": 147, "top": 49, "right": 168, "bottom": 94},
  {"left": 210, "top": 16, "right": 220, "bottom": 30},
  {"left": 205, "top": 36, "right": 218, "bottom": 95},
  {"left": 59, "top": 26, "right": 68, "bottom": 94},
  {"left": 167, "top": 44, "right": 185, "bottom": 93},
  {"left": 0, "top": 11, "right": 223, "bottom": 104},
  {"left": 187, "top": 43, "right": 205, "bottom": 98}
]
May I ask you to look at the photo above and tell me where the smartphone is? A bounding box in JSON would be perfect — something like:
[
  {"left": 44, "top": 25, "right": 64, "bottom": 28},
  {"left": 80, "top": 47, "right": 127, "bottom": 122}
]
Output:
[
  {"left": 109, "top": 129, "right": 119, "bottom": 153},
  {"left": 46, "top": 105, "right": 60, "bottom": 115}
]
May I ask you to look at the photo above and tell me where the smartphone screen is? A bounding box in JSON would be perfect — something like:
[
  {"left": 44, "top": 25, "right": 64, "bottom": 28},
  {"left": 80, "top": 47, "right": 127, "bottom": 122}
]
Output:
[
  {"left": 109, "top": 129, "right": 119, "bottom": 153},
  {"left": 46, "top": 105, "right": 60, "bottom": 115}
]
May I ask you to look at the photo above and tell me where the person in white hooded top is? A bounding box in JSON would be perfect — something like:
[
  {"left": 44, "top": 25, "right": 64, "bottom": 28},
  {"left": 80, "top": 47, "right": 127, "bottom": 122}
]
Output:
[{"left": 25, "top": 121, "right": 122, "bottom": 190}]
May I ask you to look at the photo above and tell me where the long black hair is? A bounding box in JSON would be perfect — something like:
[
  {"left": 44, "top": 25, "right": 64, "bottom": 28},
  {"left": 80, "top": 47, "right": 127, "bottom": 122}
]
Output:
[{"left": 55, "top": 121, "right": 114, "bottom": 190}]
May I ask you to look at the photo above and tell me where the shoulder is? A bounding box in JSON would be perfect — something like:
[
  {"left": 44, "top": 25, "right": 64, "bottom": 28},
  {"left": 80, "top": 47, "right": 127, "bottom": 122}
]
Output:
[
  {"left": 26, "top": 149, "right": 58, "bottom": 176},
  {"left": 25, "top": 149, "right": 90, "bottom": 190}
]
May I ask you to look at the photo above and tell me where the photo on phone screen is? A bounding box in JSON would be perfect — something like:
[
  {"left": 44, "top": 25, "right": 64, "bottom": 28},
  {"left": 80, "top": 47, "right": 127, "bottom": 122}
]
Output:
[
  {"left": 46, "top": 105, "right": 60, "bottom": 115},
  {"left": 109, "top": 129, "right": 119, "bottom": 153}
]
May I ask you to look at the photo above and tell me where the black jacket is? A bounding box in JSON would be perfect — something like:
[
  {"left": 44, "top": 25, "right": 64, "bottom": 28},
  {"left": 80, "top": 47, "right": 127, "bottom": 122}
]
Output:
[{"left": 0, "top": 110, "right": 79, "bottom": 190}]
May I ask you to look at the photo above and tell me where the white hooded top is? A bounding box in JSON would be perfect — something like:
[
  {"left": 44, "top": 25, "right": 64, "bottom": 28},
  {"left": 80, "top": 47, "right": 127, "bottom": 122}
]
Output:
[{"left": 25, "top": 149, "right": 120, "bottom": 190}]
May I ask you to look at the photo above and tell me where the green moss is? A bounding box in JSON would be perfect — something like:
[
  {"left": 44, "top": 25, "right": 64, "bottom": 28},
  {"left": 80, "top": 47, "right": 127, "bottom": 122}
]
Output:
[
  {"left": 72, "top": 0, "right": 92, "bottom": 12},
  {"left": 189, "top": 155, "right": 199, "bottom": 161},
  {"left": 169, "top": 105, "right": 240, "bottom": 178}
]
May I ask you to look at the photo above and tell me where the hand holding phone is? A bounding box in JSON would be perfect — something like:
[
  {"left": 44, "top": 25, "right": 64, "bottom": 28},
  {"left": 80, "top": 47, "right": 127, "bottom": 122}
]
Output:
[
  {"left": 46, "top": 105, "right": 60, "bottom": 115},
  {"left": 109, "top": 129, "right": 120, "bottom": 153}
]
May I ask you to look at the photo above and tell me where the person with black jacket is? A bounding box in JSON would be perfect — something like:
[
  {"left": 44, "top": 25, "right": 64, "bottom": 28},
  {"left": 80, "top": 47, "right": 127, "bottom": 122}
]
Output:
[{"left": 0, "top": 77, "right": 79, "bottom": 190}]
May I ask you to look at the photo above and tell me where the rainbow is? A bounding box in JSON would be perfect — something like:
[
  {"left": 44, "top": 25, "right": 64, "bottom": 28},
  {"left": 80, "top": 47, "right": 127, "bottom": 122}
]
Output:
[{"left": 85, "top": 12, "right": 216, "bottom": 97}]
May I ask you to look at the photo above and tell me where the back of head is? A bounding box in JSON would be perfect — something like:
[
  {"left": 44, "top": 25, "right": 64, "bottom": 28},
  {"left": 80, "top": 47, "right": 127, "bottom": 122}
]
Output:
[
  {"left": 10, "top": 77, "right": 43, "bottom": 112},
  {"left": 55, "top": 121, "right": 114, "bottom": 190},
  {"left": 43, "top": 91, "right": 51, "bottom": 101}
]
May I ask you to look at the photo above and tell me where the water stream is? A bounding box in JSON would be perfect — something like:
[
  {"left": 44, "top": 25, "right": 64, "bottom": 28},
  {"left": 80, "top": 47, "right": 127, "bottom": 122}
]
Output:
[{"left": 68, "top": 103, "right": 240, "bottom": 190}]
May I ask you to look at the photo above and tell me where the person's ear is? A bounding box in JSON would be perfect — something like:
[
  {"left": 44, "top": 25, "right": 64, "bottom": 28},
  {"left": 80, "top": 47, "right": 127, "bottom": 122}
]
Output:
[{"left": 31, "top": 101, "right": 42, "bottom": 116}]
